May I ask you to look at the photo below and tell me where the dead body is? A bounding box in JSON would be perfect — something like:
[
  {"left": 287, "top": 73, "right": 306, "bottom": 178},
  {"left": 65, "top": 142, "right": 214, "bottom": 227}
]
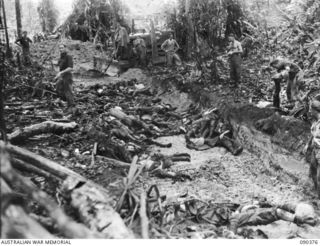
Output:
[
  {"left": 185, "top": 110, "right": 243, "bottom": 155},
  {"left": 181, "top": 199, "right": 318, "bottom": 238}
]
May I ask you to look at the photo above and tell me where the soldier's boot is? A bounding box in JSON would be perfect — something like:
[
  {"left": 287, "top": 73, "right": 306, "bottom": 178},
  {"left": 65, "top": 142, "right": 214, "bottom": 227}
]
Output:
[
  {"left": 64, "top": 85, "right": 75, "bottom": 107},
  {"left": 273, "top": 94, "right": 280, "bottom": 108},
  {"left": 56, "top": 79, "right": 66, "bottom": 101},
  {"left": 273, "top": 79, "right": 281, "bottom": 108},
  {"left": 310, "top": 152, "right": 320, "bottom": 197}
]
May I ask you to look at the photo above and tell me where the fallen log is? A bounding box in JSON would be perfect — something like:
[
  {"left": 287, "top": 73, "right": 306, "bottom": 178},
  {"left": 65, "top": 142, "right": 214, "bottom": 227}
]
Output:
[
  {"left": 11, "top": 158, "right": 58, "bottom": 180},
  {"left": 1, "top": 141, "right": 134, "bottom": 238},
  {"left": 61, "top": 176, "right": 135, "bottom": 238},
  {"left": 8, "top": 121, "right": 78, "bottom": 144},
  {"left": 3, "top": 140, "right": 125, "bottom": 198},
  {"left": 3, "top": 141, "right": 84, "bottom": 180},
  {"left": 1, "top": 179, "right": 55, "bottom": 239},
  {"left": 0, "top": 147, "right": 102, "bottom": 239},
  {"left": 29, "top": 214, "right": 56, "bottom": 232}
]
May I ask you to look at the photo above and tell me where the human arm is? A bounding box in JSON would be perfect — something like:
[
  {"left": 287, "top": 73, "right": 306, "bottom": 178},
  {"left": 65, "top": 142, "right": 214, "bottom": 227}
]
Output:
[
  {"left": 15, "top": 39, "right": 21, "bottom": 46},
  {"left": 174, "top": 40, "right": 180, "bottom": 53},
  {"left": 303, "top": 136, "right": 313, "bottom": 155},
  {"left": 54, "top": 56, "right": 74, "bottom": 80},
  {"left": 59, "top": 67, "right": 74, "bottom": 75},
  {"left": 161, "top": 40, "right": 168, "bottom": 52},
  {"left": 54, "top": 67, "right": 74, "bottom": 81},
  {"left": 226, "top": 42, "right": 233, "bottom": 55}
]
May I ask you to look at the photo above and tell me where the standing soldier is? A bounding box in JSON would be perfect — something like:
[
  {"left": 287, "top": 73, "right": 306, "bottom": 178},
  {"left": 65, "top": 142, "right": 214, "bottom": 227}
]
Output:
[
  {"left": 114, "top": 22, "right": 129, "bottom": 60},
  {"left": 133, "top": 35, "right": 147, "bottom": 67},
  {"left": 54, "top": 44, "right": 75, "bottom": 108},
  {"left": 161, "top": 33, "right": 182, "bottom": 67},
  {"left": 305, "top": 95, "right": 320, "bottom": 198},
  {"left": 15, "top": 31, "right": 32, "bottom": 65},
  {"left": 227, "top": 34, "right": 243, "bottom": 87},
  {"left": 270, "top": 57, "right": 302, "bottom": 108}
]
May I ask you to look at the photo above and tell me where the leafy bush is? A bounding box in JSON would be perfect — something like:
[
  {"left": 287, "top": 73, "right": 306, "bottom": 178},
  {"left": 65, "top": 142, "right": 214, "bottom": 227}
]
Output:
[{"left": 37, "top": 0, "right": 59, "bottom": 33}]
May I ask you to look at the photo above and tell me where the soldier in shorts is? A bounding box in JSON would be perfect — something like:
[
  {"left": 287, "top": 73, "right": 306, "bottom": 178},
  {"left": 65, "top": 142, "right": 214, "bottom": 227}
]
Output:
[{"left": 54, "top": 44, "right": 75, "bottom": 107}]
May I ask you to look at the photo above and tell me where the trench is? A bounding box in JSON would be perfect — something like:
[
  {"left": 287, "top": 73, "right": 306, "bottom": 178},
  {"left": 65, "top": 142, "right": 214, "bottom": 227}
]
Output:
[
  {"left": 148, "top": 71, "right": 320, "bottom": 238},
  {"left": 75, "top": 68, "right": 320, "bottom": 238}
]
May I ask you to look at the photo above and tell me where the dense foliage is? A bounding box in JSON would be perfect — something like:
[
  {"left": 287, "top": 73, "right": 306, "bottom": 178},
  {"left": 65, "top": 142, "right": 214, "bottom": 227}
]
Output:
[
  {"left": 63, "top": 0, "right": 129, "bottom": 42},
  {"left": 37, "top": 0, "right": 59, "bottom": 33}
]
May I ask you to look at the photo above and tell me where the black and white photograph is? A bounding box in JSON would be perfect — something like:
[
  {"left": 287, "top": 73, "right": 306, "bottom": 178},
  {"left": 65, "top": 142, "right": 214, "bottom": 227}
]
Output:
[{"left": 1, "top": 0, "right": 320, "bottom": 241}]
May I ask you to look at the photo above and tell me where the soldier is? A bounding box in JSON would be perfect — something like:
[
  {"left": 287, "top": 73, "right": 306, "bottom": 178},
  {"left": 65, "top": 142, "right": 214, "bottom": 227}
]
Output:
[
  {"left": 114, "top": 22, "right": 129, "bottom": 60},
  {"left": 54, "top": 44, "right": 75, "bottom": 107},
  {"left": 161, "top": 33, "right": 182, "bottom": 67},
  {"left": 15, "top": 31, "right": 32, "bottom": 65},
  {"left": 270, "top": 57, "right": 302, "bottom": 108},
  {"left": 305, "top": 95, "right": 320, "bottom": 198},
  {"left": 227, "top": 33, "right": 243, "bottom": 87},
  {"left": 133, "top": 35, "right": 147, "bottom": 67},
  {"left": 185, "top": 110, "right": 243, "bottom": 155}
]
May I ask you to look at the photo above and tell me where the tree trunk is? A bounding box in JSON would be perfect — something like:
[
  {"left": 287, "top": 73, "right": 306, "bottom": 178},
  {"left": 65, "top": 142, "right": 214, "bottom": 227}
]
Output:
[
  {"left": 61, "top": 176, "right": 135, "bottom": 238},
  {"left": 0, "top": 146, "right": 102, "bottom": 239},
  {"left": 15, "top": 0, "right": 22, "bottom": 38},
  {"left": 185, "top": 0, "right": 193, "bottom": 59},
  {"left": 1, "top": 179, "right": 55, "bottom": 239},
  {"left": 8, "top": 121, "right": 78, "bottom": 144},
  {"left": 0, "top": 52, "right": 5, "bottom": 138},
  {"left": 1, "top": 0, "right": 11, "bottom": 57},
  {"left": 150, "top": 19, "right": 158, "bottom": 63},
  {"left": 2, "top": 141, "right": 85, "bottom": 180}
]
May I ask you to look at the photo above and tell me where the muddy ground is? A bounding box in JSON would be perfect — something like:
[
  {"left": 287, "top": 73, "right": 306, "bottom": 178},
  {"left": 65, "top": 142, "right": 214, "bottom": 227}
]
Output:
[
  {"left": 4, "top": 40, "right": 320, "bottom": 239},
  {"left": 74, "top": 68, "right": 320, "bottom": 238}
]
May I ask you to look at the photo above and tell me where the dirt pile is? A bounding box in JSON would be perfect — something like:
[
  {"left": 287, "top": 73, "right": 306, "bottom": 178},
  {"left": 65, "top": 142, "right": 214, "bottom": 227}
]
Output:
[{"left": 30, "top": 39, "right": 108, "bottom": 73}]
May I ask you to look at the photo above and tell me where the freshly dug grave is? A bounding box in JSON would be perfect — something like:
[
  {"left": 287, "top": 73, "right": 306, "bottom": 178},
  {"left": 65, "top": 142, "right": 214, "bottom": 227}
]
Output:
[
  {"left": 142, "top": 72, "right": 320, "bottom": 239},
  {"left": 2, "top": 64, "right": 319, "bottom": 239}
]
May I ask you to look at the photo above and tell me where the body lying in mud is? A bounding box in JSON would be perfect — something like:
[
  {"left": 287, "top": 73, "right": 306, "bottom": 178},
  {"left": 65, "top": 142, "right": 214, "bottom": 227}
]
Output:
[
  {"left": 151, "top": 195, "right": 319, "bottom": 239},
  {"left": 185, "top": 109, "right": 243, "bottom": 155}
]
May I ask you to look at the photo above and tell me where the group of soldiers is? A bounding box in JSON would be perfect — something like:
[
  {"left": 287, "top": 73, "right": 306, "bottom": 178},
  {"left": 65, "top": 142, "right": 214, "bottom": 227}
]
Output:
[
  {"left": 14, "top": 25, "right": 320, "bottom": 196},
  {"left": 15, "top": 25, "right": 304, "bottom": 111},
  {"left": 113, "top": 22, "right": 182, "bottom": 67}
]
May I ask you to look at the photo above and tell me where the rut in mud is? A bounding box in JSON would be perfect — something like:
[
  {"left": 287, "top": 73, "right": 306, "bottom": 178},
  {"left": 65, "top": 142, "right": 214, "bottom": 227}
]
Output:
[{"left": 74, "top": 69, "right": 320, "bottom": 238}]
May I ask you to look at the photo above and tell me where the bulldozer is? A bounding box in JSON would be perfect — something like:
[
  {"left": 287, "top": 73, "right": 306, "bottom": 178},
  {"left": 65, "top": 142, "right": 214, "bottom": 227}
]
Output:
[{"left": 93, "top": 17, "right": 171, "bottom": 76}]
